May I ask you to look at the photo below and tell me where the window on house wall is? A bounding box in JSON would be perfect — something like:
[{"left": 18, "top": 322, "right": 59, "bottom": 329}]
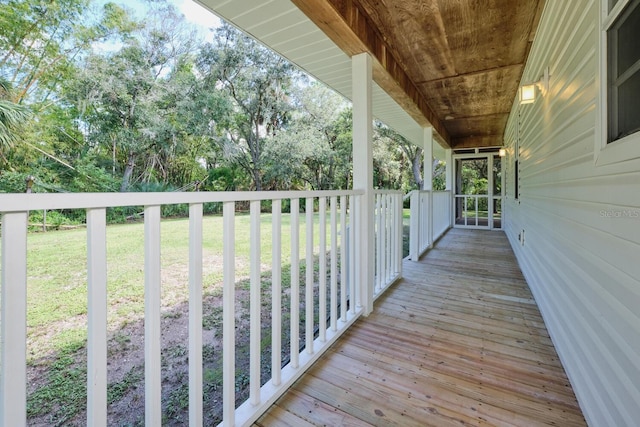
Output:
[
  {"left": 607, "top": 0, "right": 640, "bottom": 143},
  {"left": 596, "top": 0, "right": 640, "bottom": 164},
  {"left": 514, "top": 160, "right": 519, "bottom": 200}
]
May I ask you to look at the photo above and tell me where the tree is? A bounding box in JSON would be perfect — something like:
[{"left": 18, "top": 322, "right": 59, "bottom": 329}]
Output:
[
  {"left": 0, "top": 0, "right": 136, "bottom": 106},
  {"left": 197, "top": 23, "right": 295, "bottom": 191},
  {"left": 267, "top": 82, "right": 351, "bottom": 190},
  {"left": 0, "top": 78, "right": 30, "bottom": 160},
  {"left": 68, "top": 1, "right": 200, "bottom": 191}
]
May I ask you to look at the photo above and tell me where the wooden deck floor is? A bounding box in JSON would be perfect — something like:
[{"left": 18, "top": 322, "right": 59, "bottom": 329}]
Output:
[{"left": 255, "top": 229, "right": 586, "bottom": 426}]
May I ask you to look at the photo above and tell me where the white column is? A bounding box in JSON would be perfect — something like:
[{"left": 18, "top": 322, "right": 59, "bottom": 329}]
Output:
[
  {"left": 445, "top": 148, "right": 454, "bottom": 227},
  {"left": 423, "top": 128, "right": 434, "bottom": 248},
  {"left": 445, "top": 148, "right": 453, "bottom": 191},
  {"left": 352, "top": 52, "right": 374, "bottom": 316},
  {"left": 423, "top": 128, "right": 433, "bottom": 192}
]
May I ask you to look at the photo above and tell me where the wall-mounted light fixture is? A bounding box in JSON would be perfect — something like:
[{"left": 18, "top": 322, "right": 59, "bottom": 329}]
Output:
[
  {"left": 519, "top": 67, "right": 550, "bottom": 105},
  {"left": 498, "top": 148, "right": 506, "bottom": 157}
]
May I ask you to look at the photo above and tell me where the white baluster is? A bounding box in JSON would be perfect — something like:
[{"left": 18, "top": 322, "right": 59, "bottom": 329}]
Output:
[
  {"left": 222, "top": 201, "right": 235, "bottom": 426},
  {"left": 87, "top": 208, "right": 107, "bottom": 427},
  {"left": 271, "top": 199, "right": 282, "bottom": 385},
  {"left": 330, "top": 196, "right": 338, "bottom": 332},
  {"left": 305, "top": 197, "right": 314, "bottom": 354},
  {"left": 189, "top": 203, "right": 203, "bottom": 427},
  {"left": 375, "top": 194, "right": 382, "bottom": 293},
  {"left": 249, "top": 200, "right": 261, "bottom": 405},
  {"left": 1, "top": 212, "right": 28, "bottom": 427},
  {"left": 340, "top": 196, "right": 347, "bottom": 322},
  {"left": 349, "top": 196, "right": 357, "bottom": 311},
  {"left": 144, "top": 205, "right": 161, "bottom": 426},
  {"left": 290, "top": 199, "right": 300, "bottom": 368},
  {"left": 318, "top": 197, "right": 326, "bottom": 342}
]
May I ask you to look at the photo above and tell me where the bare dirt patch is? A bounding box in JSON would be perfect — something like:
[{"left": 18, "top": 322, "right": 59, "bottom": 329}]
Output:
[{"left": 26, "top": 253, "right": 328, "bottom": 426}]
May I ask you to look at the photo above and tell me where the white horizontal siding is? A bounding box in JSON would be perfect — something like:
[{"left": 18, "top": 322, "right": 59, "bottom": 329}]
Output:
[{"left": 504, "top": 1, "right": 640, "bottom": 426}]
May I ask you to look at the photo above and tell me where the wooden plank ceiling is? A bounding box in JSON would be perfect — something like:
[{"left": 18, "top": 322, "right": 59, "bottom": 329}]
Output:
[{"left": 290, "top": 0, "right": 545, "bottom": 148}]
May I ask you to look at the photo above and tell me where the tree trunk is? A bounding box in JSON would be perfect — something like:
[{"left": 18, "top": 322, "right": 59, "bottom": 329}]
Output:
[
  {"left": 253, "top": 168, "right": 262, "bottom": 191},
  {"left": 121, "top": 152, "right": 136, "bottom": 192},
  {"left": 412, "top": 147, "right": 424, "bottom": 189}
]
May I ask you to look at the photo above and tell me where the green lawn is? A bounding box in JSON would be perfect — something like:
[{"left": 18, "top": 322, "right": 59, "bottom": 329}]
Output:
[
  {"left": 3, "top": 211, "right": 338, "bottom": 425},
  {"left": 20, "top": 212, "right": 325, "bottom": 356}
]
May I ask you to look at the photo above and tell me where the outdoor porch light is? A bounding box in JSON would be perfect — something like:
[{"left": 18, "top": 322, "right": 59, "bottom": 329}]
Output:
[
  {"left": 519, "top": 67, "right": 550, "bottom": 105},
  {"left": 499, "top": 148, "right": 506, "bottom": 157},
  {"left": 519, "top": 84, "right": 536, "bottom": 104}
]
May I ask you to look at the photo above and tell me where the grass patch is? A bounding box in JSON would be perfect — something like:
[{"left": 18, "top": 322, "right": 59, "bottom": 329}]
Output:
[
  {"left": 25, "top": 212, "right": 327, "bottom": 355},
  {"left": 27, "top": 344, "right": 87, "bottom": 425},
  {"left": 20, "top": 210, "right": 346, "bottom": 424},
  {"left": 108, "top": 366, "right": 143, "bottom": 404}
]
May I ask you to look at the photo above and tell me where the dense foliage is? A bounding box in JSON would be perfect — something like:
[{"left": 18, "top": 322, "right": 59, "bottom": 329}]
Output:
[{"left": 0, "top": 0, "right": 433, "bottom": 218}]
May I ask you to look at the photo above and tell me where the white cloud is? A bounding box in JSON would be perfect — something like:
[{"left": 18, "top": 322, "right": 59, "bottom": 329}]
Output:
[{"left": 176, "top": 0, "right": 221, "bottom": 36}]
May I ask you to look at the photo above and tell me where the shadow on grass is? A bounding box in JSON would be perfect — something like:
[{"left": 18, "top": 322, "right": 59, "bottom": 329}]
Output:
[{"left": 26, "top": 254, "right": 344, "bottom": 426}]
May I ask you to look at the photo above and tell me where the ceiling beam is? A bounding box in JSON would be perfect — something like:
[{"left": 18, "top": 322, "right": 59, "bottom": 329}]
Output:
[
  {"left": 452, "top": 135, "right": 504, "bottom": 148},
  {"left": 417, "top": 63, "right": 524, "bottom": 86},
  {"left": 291, "top": 0, "right": 452, "bottom": 148}
]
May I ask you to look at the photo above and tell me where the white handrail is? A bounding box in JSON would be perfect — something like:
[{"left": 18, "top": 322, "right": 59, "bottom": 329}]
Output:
[
  {"left": 0, "top": 189, "right": 363, "bottom": 212},
  {"left": 1, "top": 190, "right": 367, "bottom": 427}
]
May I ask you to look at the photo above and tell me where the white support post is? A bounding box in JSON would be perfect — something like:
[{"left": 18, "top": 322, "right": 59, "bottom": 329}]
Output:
[
  {"left": 445, "top": 148, "right": 454, "bottom": 227},
  {"left": 144, "top": 206, "right": 162, "bottom": 427},
  {"left": 352, "top": 52, "right": 374, "bottom": 316},
  {"left": 424, "top": 127, "right": 434, "bottom": 248},
  {"left": 445, "top": 148, "right": 453, "bottom": 191},
  {"left": 87, "top": 208, "right": 107, "bottom": 427},
  {"left": 1, "top": 212, "right": 28, "bottom": 427}
]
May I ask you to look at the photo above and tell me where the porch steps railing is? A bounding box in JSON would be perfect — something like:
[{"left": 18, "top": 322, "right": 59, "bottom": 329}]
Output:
[{"left": 0, "top": 189, "right": 404, "bottom": 427}]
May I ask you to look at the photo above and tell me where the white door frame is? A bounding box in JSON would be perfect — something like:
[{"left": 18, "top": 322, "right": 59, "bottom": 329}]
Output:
[{"left": 452, "top": 152, "right": 504, "bottom": 230}]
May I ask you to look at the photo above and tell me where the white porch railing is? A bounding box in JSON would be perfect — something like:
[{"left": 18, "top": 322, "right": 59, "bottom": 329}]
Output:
[
  {"left": 407, "top": 190, "right": 452, "bottom": 261},
  {"left": 0, "top": 189, "right": 407, "bottom": 427},
  {"left": 373, "top": 191, "right": 403, "bottom": 299},
  {"left": 454, "top": 194, "right": 489, "bottom": 227},
  {"left": 433, "top": 191, "right": 452, "bottom": 240},
  {"left": 408, "top": 190, "right": 430, "bottom": 260}
]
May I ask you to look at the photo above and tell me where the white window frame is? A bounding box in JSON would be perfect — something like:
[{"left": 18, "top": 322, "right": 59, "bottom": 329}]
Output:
[{"left": 595, "top": 0, "right": 640, "bottom": 166}]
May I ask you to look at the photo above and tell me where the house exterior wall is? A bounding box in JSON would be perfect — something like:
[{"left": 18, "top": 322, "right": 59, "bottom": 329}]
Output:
[{"left": 503, "top": 1, "right": 640, "bottom": 426}]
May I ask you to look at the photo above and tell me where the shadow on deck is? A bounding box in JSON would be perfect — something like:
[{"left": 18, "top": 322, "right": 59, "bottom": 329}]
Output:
[{"left": 255, "top": 228, "right": 586, "bottom": 426}]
